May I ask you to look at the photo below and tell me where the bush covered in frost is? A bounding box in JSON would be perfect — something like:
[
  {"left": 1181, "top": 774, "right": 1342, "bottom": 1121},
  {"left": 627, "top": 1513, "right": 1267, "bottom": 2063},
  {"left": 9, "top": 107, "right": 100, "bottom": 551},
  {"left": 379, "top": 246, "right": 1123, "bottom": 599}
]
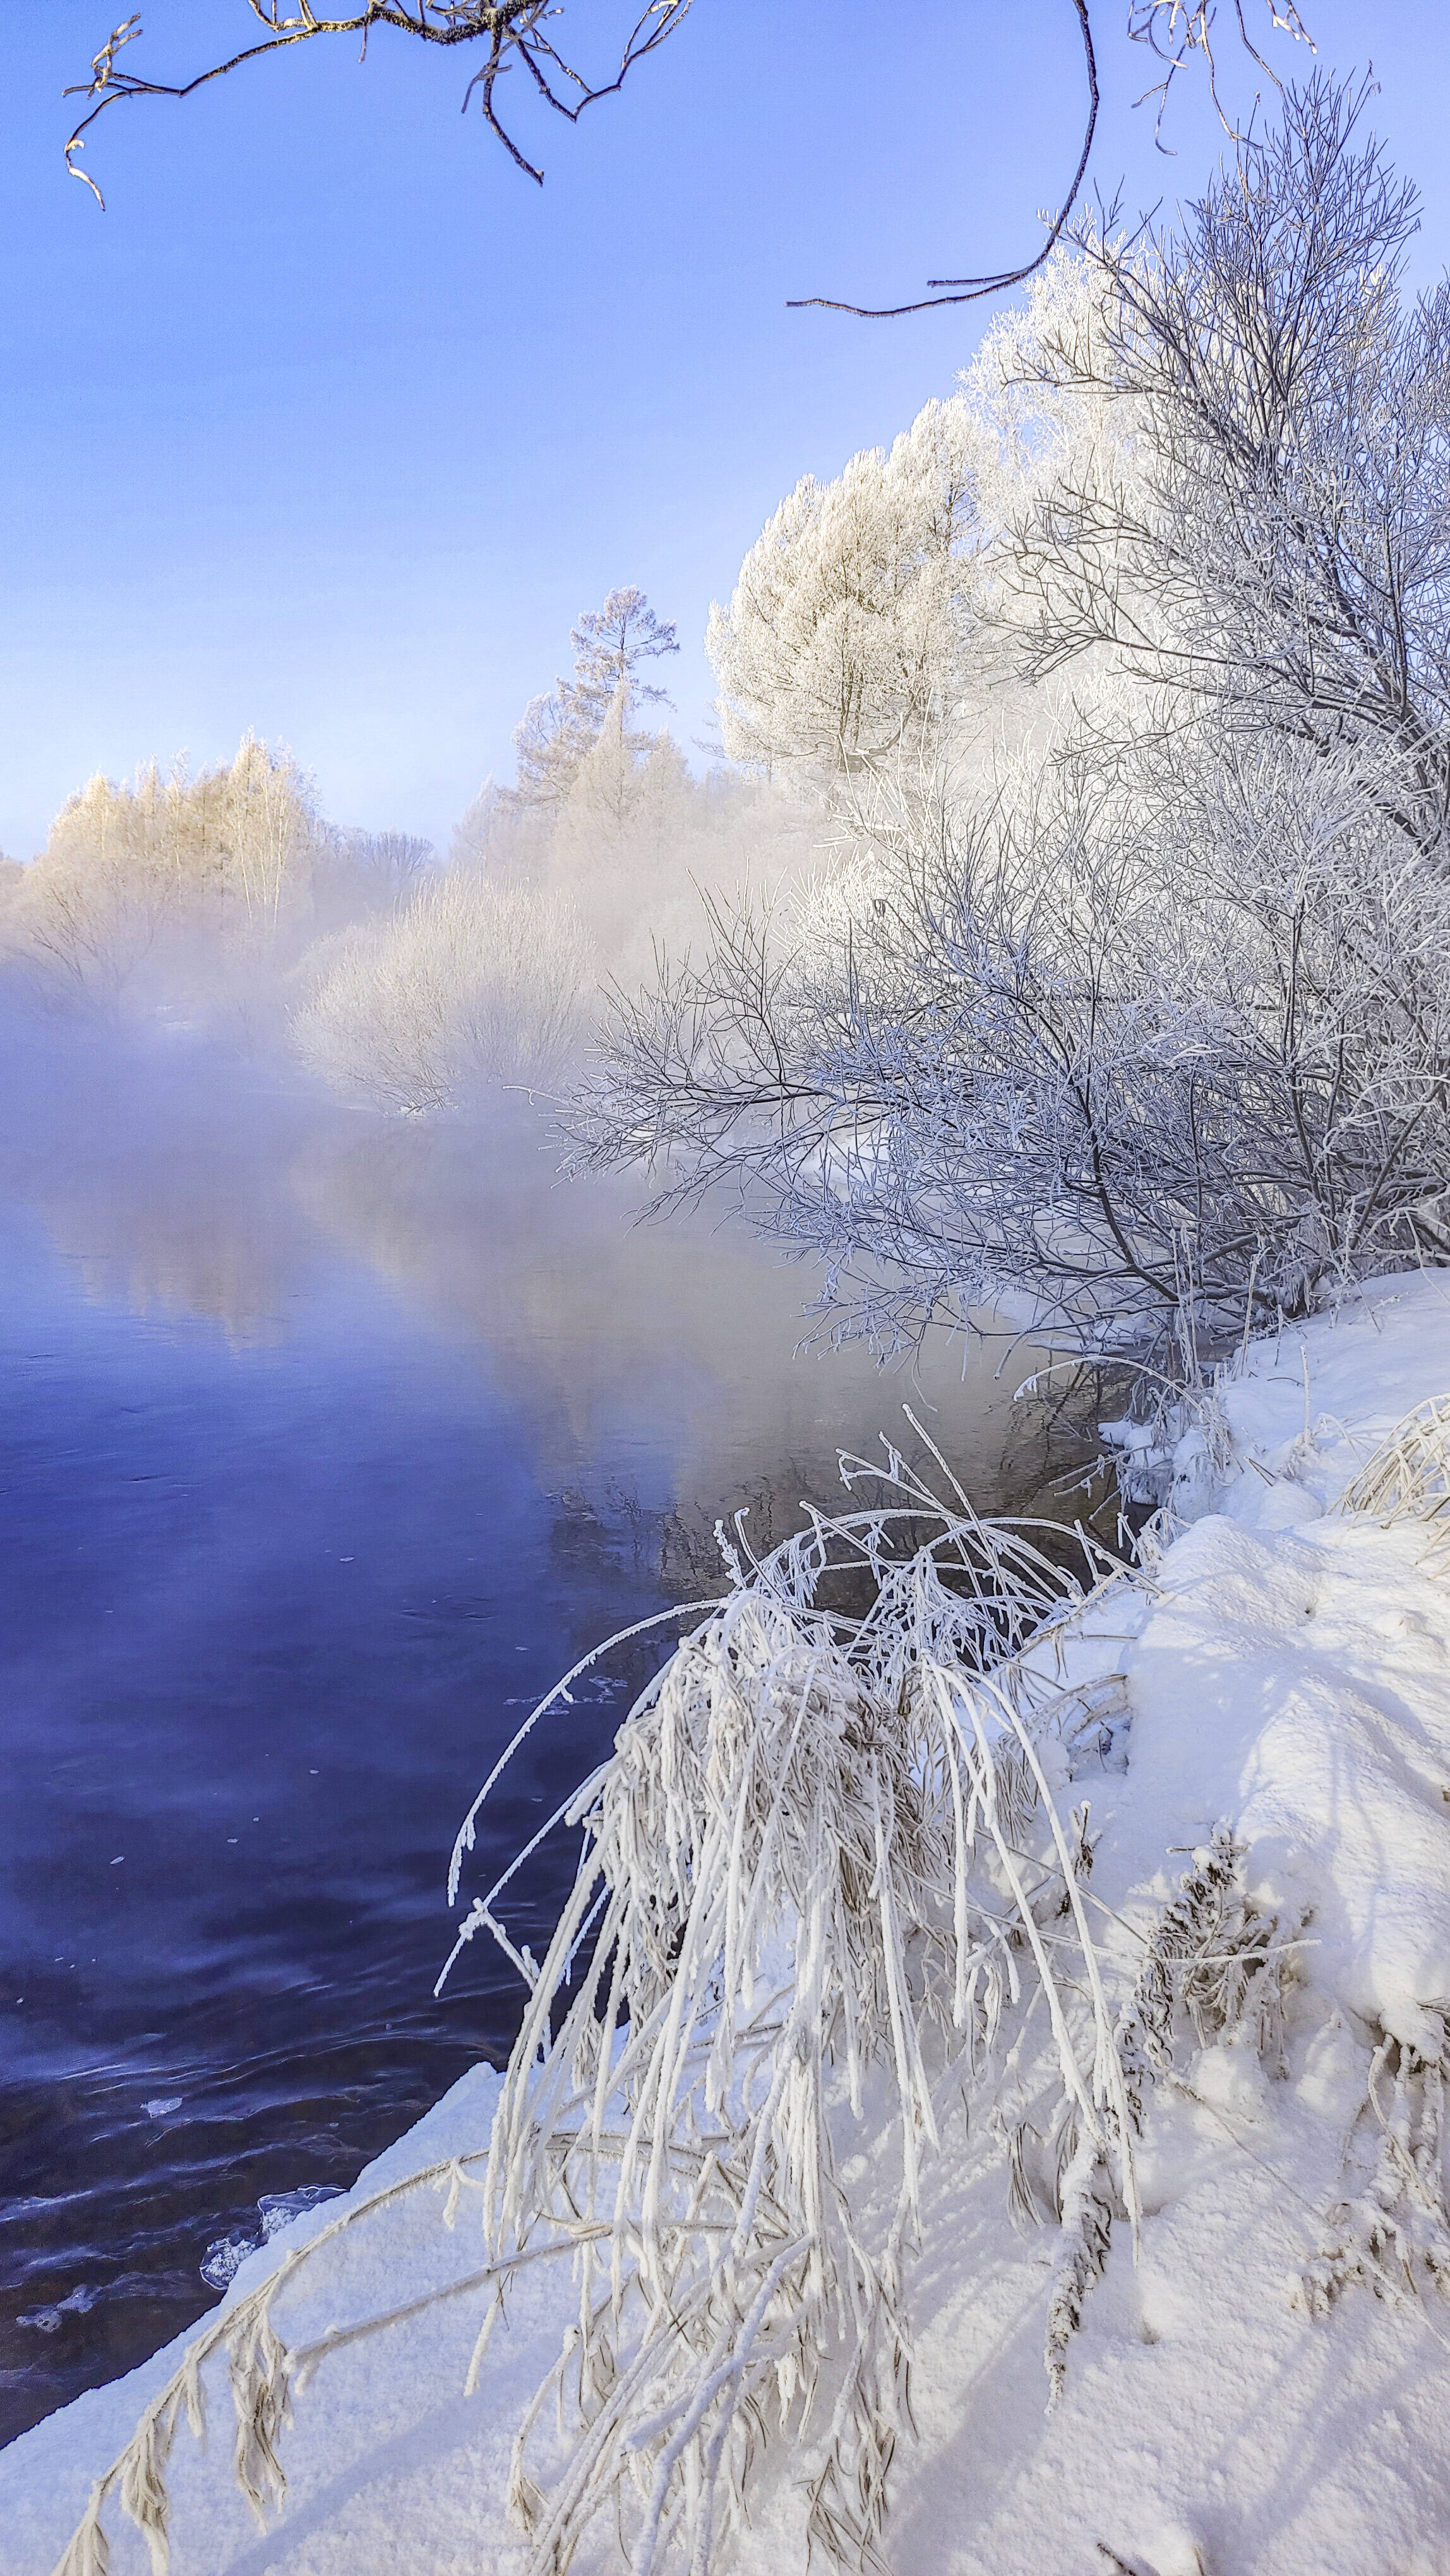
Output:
[{"left": 292, "top": 870, "right": 589, "bottom": 1110}]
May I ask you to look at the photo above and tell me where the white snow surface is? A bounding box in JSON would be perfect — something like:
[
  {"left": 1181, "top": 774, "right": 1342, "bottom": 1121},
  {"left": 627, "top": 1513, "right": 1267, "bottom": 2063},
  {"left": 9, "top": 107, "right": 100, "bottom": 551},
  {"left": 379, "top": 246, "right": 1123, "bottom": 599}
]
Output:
[{"left": 9, "top": 1270, "right": 1450, "bottom": 2575}]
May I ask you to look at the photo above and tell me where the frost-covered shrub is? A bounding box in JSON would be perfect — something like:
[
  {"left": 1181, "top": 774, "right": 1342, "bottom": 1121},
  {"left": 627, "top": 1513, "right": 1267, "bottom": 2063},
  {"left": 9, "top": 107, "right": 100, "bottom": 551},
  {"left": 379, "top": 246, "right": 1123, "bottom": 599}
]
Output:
[
  {"left": 571, "top": 727, "right": 1450, "bottom": 1363},
  {"left": 292, "top": 871, "right": 589, "bottom": 1111},
  {"left": 59, "top": 1434, "right": 1327, "bottom": 2576},
  {"left": 56, "top": 1445, "right": 1156, "bottom": 2576}
]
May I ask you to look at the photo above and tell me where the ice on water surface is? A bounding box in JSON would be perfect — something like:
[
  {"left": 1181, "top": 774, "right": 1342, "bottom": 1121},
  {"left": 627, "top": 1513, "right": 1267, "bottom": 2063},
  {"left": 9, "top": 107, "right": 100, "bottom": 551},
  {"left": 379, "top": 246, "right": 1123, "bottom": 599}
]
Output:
[{"left": 200, "top": 2184, "right": 346, "bottom": 2291}]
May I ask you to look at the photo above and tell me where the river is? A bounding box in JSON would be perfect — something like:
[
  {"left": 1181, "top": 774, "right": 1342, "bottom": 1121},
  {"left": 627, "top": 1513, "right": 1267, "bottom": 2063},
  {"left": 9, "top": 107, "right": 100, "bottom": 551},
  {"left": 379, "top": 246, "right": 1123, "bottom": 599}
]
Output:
[{"left": 0, "top": 1021, "right": 1064, "bottom": 2443}]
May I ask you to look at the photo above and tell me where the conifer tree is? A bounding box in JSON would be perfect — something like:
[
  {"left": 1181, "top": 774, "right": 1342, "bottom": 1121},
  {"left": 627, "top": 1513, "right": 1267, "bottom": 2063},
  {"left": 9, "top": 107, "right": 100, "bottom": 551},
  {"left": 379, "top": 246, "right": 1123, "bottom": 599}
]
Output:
[{"left": 509, "top": 587, "right": 678, "bottom": 813}]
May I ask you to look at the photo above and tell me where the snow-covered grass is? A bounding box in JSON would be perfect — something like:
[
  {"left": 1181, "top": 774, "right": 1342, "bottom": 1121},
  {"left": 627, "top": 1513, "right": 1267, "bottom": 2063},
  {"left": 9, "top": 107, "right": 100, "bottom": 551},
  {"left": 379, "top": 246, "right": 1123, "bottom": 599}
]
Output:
[{"left": 10, "top": 1267, "right": 1450, "bottom": 2576}]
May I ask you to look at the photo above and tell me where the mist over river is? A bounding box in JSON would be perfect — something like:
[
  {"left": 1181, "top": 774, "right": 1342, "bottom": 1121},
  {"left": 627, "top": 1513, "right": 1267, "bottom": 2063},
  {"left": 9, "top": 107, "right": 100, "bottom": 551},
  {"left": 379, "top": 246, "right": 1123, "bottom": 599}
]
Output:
[{"left": 0, "top": 1023, "right": 1063, "bottom": 2443}]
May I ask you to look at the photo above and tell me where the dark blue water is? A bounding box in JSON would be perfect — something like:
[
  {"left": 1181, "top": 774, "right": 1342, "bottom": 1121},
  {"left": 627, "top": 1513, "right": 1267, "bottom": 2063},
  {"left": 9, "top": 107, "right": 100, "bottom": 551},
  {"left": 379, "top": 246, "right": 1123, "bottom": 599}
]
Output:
[{"left": 0, "top": 1027, "right": 1045, "bottom": 2443}]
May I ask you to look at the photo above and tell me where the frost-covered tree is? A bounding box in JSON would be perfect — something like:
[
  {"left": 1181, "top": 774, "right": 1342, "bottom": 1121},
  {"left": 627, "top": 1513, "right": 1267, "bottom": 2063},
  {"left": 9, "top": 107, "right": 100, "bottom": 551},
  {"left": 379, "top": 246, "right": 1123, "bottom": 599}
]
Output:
[
  {"left": 554, "top": 688, "right": 688, "bottom": 856},
  {"left": 1010, "top": 79, "right": 1450, "bottom": 852},
  {"left": 510, "top": 681, "right": 602, "bottom": 816},
  {"left": 11, "top": 737, "right": 317, "bottom": 1001},
  {"left": 510, "top": 586, "right": 679, "bottom": 813},
  {"left": 441, "top": 614, "right": 807, "bottom": 1010},
  {"left": 570, "top": 730, "right": 1450, "bottom": 1359},
  {"left": 708, "top": 400, "right": 988, "bottom": 782},
  {"left": 572, "top": 90, "right": 1450, "bottom": 1369},
  {"left": 546, "top": 691, "right": 709, "bottom": 966},
  {"left": 707, "top": 263, "right": 1163, "bottom": 813},
  {"left": 446, "top": 778, "right": 556, "bottom": 894},
  {"left": 567, "top": 586, "right": 678, "bottom": 727},
  {"left": 311, "top": 825, "right": 436, "bottom": 931}
]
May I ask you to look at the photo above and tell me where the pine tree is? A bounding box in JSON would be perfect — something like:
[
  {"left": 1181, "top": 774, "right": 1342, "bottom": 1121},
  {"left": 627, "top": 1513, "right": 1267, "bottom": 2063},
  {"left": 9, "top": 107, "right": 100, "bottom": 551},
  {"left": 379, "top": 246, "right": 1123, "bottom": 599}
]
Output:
[{"left": 509, "top": 587, "right": 679, "bottom": 812}]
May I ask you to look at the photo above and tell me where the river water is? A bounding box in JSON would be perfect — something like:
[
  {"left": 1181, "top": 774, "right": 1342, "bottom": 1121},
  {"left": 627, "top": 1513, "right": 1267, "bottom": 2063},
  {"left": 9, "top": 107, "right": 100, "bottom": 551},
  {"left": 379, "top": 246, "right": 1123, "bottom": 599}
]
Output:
[{"left": 0, "top": 1025, "right": 1062, "bottom": 2444}]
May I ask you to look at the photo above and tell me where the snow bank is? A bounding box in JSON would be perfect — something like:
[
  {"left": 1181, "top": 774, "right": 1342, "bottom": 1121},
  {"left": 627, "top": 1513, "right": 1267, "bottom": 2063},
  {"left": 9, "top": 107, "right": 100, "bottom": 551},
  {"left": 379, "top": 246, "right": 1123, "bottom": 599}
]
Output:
[{"left": 8, "top": 1270, "right": 1450, "bottom": 2576}]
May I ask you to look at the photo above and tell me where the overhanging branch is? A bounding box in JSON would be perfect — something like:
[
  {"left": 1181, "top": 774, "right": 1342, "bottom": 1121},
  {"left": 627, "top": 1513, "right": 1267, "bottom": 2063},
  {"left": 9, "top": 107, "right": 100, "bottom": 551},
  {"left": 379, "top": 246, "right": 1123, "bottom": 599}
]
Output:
[{"left": 65, "top": 1, "right": 693, "bottom": 206}]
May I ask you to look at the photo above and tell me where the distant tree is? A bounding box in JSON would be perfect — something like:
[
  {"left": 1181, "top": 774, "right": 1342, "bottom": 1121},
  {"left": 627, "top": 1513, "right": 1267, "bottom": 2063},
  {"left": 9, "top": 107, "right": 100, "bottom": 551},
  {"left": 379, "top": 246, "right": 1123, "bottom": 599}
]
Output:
[
  {"left": 510, "top": 681, "right": 603, "bottom": 816},
  {"left": 292, "top": 867, "right": 588, "bottom": 1109},
  {"left": 567, "top": 587, "right": 679, "bottom": 729},
  {"left": 447, "top": 777, "right": 556, "bottom": 888},
  {"left": 448, "top": 780, "right": 502, "bottom": 872},
  {"left": 313, "top": 825, "right": 435, "bottom": 922},
  {"left": 510, "top": 586, "right": 678, "bottom": 813},
  {"left": 11, "top": 737, "right": 316, "bottom": 999}
]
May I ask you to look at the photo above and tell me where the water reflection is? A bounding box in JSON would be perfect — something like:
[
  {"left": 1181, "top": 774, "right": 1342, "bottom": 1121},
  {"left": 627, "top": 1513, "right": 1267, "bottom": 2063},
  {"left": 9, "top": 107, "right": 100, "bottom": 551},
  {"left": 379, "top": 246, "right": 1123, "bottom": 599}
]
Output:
[
  {"left": 291, "top": 1111, "right": 1043, "bottom": 1527},
  {"left": 0, "top": 1027, "right": 1065, "bottom": 2445}
]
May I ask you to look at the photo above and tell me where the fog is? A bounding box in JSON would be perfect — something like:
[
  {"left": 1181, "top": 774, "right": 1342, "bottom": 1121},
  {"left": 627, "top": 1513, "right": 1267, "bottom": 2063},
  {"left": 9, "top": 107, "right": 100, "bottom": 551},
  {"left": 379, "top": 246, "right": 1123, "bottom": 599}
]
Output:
[{"left": 0, "top": 704, "right": 810, "bottom": 1114}]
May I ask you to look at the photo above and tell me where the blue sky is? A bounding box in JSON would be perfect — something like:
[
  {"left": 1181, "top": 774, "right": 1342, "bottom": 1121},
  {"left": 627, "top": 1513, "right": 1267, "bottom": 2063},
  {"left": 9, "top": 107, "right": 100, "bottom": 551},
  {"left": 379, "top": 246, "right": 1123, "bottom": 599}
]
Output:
[{"left": 2, "top": 1, "right": 1447, "bottom": 859}]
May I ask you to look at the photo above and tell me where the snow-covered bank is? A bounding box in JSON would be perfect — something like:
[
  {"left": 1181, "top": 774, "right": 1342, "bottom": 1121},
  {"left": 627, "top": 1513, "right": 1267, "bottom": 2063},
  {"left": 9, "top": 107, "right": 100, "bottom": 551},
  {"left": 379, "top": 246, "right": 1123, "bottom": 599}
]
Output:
[{"left": 9, "top": 1268, "right": 1450, "bottom": 2576}]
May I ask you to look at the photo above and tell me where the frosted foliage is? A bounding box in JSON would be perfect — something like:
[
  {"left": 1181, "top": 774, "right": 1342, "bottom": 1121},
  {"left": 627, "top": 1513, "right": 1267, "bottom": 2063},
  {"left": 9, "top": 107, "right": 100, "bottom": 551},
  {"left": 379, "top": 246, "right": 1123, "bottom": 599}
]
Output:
[
  {"left": 292, "top": 870, "right": 588, "bottom": 1111},
  {"left": 573, "top": 722, "right": 1450, "bottom": 1361},
  {"left": 707, "top": 399, "right": 990, "bottom": 778},
  {"left": 577, "top": 88, "right": 1450, "bottom": 1371},
  {"left": 555, "top": 691, "right": 688, "bottom": 858},
  {"left": 964, "top": 251, "right": 1136, "bottom": 523},
  {"left": 556, "top": 729, "right": 808, "bottom": 984},
  {"left": 448, "top": 778, "right": 558, "bottom": 896},
  {"left": 1004, "top": 82, "right": 1450, "bottom": 849},
  {"left": 439, "top": 1448, "right": 1147, "bottom": 2575},
  {"left": 54, "top": 1436, "right": 1321, "bottom": 2576},
  {"left": 548, "top": 698, "right": 714, "bottom": 970},
  {"left": 512, "top": 684, "right": 602, "bottom": 817},
  {"left": 566, "top": 587, "right": 679, "bottom": 729},
  {"left": 9, "top": 737, "right": 316, "bottom": 999},
  {"left": 706, "top": 279, "right": 1151, "bottom": 799},
  {"left": 52, "top": 1279, "right": 1450, "bottom": 2576}
]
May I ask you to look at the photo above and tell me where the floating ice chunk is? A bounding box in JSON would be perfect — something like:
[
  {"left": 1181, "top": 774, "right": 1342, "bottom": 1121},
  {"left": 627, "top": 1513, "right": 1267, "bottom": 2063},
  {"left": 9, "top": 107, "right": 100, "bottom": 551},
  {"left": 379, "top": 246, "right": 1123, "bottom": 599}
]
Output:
[
  {"left": 200, "top": 2185, "right": 345, "bottom": 2289},
  {"left": 258, "top": 2185, "right": 345, "bottom": 2240},
  {"left": 18, "top": 2286, "right": 98, "bottom": 2334},
  {"left": 200, "top": 2231, "right": 258, "bottom": 2291}
]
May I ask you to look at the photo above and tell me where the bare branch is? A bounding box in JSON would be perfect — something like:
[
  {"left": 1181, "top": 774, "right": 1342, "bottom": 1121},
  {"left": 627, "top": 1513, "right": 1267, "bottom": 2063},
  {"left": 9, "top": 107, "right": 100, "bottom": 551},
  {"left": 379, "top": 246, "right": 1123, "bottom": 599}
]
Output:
[
  {"left": 786, "top": 0, "right": 1314, "bottom": 323},
  {"left": 66, "top": 1, "right": 694, "bottom": 205},
  {"left": 1129, "top": 0, "right": 1315, "bottom": 150},
  {"left": 787, "top": 0, "right": 1100, "bottom": 321}
]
